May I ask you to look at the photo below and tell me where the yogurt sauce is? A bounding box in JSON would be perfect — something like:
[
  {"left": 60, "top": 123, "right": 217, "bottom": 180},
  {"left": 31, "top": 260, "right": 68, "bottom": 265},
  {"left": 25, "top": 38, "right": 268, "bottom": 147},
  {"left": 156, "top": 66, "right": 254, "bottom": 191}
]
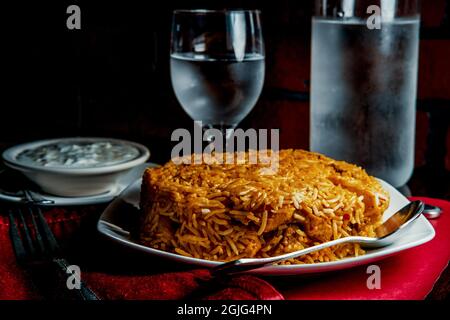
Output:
[{"left": 16, "top": 141, "right": 141, "bottom": 168}]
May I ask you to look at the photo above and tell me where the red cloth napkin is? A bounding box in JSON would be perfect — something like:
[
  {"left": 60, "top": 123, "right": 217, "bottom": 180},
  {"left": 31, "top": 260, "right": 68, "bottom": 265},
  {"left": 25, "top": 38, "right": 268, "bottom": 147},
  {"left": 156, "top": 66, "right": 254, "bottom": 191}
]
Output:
[
  {"left": 0, "top": 207, "right": 283, "bottom": 300},
  {"left": 82, "top": 270, "right": 283, "bottom": 300},
  {"left": 0, "top": 197, "right": 448, "bottom": 300},
  {"left": 279, "top": 197, "right": 450, "bottom": 300}
]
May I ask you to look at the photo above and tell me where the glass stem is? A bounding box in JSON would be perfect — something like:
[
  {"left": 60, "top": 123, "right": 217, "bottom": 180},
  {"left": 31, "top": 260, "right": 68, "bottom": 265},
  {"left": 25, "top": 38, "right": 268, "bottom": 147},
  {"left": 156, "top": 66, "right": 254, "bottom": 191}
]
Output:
[{"left": 202, "top": 124, "right": 237, "bottom": 152}]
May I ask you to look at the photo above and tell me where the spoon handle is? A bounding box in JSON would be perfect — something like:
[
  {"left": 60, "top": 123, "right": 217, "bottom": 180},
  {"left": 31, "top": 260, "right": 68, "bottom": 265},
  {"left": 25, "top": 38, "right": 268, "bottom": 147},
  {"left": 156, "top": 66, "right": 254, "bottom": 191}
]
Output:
[
  {"left": 22, "top": 189, "right": 55, "bottom": 205},
  {"left": 212, "top": 236, "right": 373, "bottom": 276},
  {"left": 423, "top": 204, "right": 442, "bottom": 219}
]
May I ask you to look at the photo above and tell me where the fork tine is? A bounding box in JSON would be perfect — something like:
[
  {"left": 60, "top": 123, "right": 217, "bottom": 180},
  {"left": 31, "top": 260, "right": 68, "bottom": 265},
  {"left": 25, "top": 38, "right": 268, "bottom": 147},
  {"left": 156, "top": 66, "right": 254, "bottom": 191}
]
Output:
[
  {"left": 8, "top": 210, "right": 27, "bottom": 262},
  {"left": 17, "top": 207, "right": 36, "bottom": 257},
  {"left": 28, "top": 207, "right": 46, "bottom": 254},
  {"left": 34, "top": 206, "right": 59, "bottom": 254}
]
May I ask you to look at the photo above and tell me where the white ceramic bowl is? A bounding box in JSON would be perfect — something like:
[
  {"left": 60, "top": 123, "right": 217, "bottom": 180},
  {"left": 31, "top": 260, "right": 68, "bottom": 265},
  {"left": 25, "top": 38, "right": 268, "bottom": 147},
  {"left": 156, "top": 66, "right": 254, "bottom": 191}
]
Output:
[{"left": 2, "top": 137, "right": 150, "bottom": 197}]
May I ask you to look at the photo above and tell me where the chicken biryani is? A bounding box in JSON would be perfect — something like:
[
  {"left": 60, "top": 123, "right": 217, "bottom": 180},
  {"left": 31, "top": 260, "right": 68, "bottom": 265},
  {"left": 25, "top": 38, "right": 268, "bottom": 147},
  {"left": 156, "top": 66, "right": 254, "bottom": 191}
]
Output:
[{"left": 139, "top": 149, "right": 390, "bottom": 264}]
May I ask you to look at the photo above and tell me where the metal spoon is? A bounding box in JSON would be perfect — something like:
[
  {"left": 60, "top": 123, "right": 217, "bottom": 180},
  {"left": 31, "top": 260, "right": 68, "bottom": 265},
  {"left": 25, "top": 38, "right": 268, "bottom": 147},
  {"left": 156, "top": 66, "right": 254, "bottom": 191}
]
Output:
[
  {"left": 423, "top": 204, "right": 442, "bottom": 219},
  {"left": 212, "top": 200, "right": 425, "bottom": 276},
  {"left": 22, "top": 189, "right": 55, "bottom": 205}
]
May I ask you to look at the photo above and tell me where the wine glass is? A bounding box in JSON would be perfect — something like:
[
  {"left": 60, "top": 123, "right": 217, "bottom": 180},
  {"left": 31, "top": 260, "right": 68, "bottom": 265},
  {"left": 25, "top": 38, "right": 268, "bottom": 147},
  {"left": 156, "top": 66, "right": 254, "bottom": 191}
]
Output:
[{"left": 170, "top": 9, "right": 265, "bottom": 141}]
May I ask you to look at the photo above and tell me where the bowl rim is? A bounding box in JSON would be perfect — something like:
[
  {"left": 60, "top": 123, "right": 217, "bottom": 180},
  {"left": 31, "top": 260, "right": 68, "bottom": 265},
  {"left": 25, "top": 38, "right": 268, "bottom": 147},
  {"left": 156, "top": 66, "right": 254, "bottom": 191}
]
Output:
[{"left": 2, "top": 137, "right": 150, "bottom": 175}]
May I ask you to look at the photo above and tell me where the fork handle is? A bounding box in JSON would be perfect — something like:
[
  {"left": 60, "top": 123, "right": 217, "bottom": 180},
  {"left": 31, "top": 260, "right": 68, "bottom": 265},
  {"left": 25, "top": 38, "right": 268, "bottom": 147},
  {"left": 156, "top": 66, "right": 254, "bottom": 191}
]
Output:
[{"left": 53, "top": 258, "right": 99, "bottom": 300}]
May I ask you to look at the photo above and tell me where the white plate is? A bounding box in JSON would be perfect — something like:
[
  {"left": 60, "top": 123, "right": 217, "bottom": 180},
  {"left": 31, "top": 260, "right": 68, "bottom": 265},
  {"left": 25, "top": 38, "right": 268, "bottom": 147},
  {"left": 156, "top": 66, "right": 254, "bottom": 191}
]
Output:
[
  {"left": 0, "top": 163, "right": 159, "bottom": 206},
  {"left": 97, "top": 178, "right": 435, "bottom": 275}
]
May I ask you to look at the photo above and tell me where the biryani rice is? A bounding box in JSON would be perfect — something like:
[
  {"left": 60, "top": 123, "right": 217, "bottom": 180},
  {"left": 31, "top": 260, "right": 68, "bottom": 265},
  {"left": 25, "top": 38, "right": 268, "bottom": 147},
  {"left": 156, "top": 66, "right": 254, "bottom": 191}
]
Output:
[{"left": 139, "top": 149, "right": 390, "bottom": 264}]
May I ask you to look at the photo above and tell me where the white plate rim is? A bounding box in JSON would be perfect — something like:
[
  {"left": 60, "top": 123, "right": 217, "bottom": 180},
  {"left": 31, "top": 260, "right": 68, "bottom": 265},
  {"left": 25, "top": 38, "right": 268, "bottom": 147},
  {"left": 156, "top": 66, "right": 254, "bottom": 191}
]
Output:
[{"left": 97, "top": 178, "right": 435, "bottom": 275}]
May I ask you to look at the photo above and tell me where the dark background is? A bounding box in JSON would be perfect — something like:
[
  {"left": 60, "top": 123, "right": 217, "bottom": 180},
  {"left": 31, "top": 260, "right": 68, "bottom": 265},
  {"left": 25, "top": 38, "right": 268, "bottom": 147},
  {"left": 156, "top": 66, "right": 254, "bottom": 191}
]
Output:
[{"left": 2, "top": 0, "right": 450, "bottom": 198}]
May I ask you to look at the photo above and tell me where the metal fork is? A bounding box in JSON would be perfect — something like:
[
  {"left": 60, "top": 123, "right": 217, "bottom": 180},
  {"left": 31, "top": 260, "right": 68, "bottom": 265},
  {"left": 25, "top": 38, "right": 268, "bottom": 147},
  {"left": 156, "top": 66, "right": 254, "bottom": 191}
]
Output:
[{"left": 8, "top": 205, "right": 99, "bottom": 300}]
